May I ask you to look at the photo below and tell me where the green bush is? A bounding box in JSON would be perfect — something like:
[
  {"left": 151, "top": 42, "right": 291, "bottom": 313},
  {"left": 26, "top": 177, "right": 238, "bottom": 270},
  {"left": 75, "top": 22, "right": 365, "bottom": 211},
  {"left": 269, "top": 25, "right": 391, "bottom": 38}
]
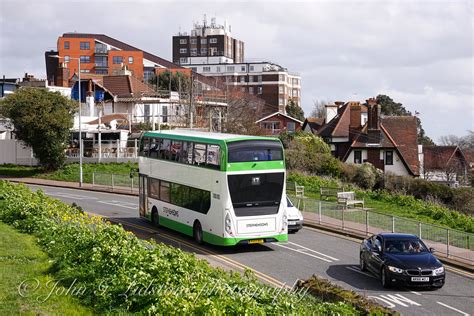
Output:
[
  {"left": 0, "top": 181, "right": 358, "bottom": 315},
  {"left": 352, "top": 163, "right": 377, "bottom": 190}
]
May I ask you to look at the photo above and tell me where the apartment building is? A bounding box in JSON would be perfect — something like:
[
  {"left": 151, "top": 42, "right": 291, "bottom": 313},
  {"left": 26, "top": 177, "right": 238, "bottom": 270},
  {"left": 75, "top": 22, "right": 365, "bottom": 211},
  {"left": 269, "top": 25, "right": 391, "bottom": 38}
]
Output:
[
  {"left": 173, "top": 17, "right": 244, "bottom": 65},
  {"left": 45, "top": 33, "right": 180, "bottom": 87},
  {"left": 189, "top": 61, "right": 301, "bottom": 113}
]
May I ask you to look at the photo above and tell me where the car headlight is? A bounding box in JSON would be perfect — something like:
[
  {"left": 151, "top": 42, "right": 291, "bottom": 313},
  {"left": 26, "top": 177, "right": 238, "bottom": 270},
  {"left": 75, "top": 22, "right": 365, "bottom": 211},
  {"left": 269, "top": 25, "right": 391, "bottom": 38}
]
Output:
[
  {"left": 388, "top": 266, "right": 404, "bottom": 274},
  {"left": 432, "top": 267, "right": 444, "bottom": 276}
]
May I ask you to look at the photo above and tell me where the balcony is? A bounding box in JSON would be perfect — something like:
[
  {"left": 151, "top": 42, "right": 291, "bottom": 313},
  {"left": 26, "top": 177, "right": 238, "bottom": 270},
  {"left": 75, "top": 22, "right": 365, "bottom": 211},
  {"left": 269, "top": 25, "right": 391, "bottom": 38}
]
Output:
[
  {"left": 94, "top": 62, "right": 108, "bottom": 68},
  {"left": 94, "top": 47, "right": 108, "bottom": 55}
]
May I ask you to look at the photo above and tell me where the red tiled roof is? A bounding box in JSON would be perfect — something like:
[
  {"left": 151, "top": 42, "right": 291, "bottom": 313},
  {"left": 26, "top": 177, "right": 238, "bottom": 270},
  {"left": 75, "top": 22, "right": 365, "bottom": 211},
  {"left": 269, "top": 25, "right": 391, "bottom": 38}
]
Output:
[
  {"left": 102, "top": 75, "right": 154, "bottom": 97},
  {"left": 303, "top": 117, "right": 325, "bottom": 133},
  {"left": 423, "top": 146, "right": 466, "bottom": 170},
  {"left": 381, "top": 116, "right": 420, "bottom": 175}
]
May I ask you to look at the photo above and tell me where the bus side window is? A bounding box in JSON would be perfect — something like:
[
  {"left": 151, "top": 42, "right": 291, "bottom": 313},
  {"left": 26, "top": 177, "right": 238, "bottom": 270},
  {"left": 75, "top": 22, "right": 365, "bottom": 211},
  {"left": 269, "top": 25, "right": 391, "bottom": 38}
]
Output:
[
  {"left": 171, "top": 140, "right": 181, "bottom": 161},
  {"left": 179, "top": 141, "right": 190, "bottom": 164},
  {"left": 194, "top": 143, "right": 207, "bottom": 165},
  {"left": 140, "top": 137, "right": 150, "bottom": 157},
  {"left": 149, "top": 138, "right": 159, "bottom": 158},
  {"left": 160, "top": 139, "right": 171, "bottom": 160},
  {"left": 148, "top": 178, "right": 160, "bottom": 199},
  {"left": 206, "top": 144, "right": 220, "bottom": 169},
  {"left": 159, "top": 180, "right": 170, "bottom": 203}
]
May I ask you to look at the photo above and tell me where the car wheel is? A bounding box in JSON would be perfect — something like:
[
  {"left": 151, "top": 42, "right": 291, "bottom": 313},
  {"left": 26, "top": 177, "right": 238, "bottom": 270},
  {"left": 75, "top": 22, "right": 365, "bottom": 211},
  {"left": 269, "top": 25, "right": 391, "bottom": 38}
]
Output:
[
  {"left": 360, "top": 254, "right": 367, "bottom": 271},
  {"left": 151, "top": 208, "right": 159, "bottom": 227},
  {"left": 381, "top": 266, "right": 391, "bottom": 288},
  {"left": 193, "top": 221, "right": 203, "bottom": 245}
]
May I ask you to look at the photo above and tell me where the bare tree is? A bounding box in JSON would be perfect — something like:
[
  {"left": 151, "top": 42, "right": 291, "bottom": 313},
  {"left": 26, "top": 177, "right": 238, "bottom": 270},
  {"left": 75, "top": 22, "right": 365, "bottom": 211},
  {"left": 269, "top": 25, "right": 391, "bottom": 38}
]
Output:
[
  {"left": 439, "top": 131, "right": 474, "bottom": 150},
  {"left": 222, "top": 90, "right": 266, "bottom": 136},
  {"left": 310, "top": 99, "right": 331, "bottom": 119}
]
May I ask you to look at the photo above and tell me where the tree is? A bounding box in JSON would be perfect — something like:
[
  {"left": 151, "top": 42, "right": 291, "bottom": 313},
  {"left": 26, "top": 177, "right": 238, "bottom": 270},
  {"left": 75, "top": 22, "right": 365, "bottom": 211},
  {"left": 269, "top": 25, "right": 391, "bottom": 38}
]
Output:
[
  {"left": 222, "top": 90, "right": 266, "bottom": 135},
  {"left": 148, "top": 71, "right": 190, "bottom": 93},
  {"left": 375, "top": 94, "right": 434, "bottom": 145},
  {"left": 310, "top": 99, "right": 330, "bottom": 119},
  {"left": 0, "top": 87, "right": 76, "bottom": 170},
  {"left": 285, "top": 100, "right": 305, "bottom": 121},
  {"left": 439, "top": 131, "right": 474, "bottom": 150}
]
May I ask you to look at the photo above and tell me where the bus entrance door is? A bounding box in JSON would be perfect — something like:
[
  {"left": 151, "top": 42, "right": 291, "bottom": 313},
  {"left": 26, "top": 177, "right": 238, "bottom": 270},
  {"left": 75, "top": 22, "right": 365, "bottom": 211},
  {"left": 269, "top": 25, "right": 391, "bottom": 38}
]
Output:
[{"left": 139, "top": 174, "right": 148, "bottom": 218}]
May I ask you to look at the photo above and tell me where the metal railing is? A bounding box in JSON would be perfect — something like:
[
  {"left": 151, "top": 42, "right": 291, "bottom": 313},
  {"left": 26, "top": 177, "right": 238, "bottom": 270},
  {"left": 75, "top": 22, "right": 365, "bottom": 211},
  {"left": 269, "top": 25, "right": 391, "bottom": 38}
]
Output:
[
  {"left": 66, "top": 140, "right": 138, "bottom": 159},
  {"left": 87, "top": 172, "right": 139, "bottom": 193},
  {"left": 288, "top": 194, "right": 473, "bottom": 264}
]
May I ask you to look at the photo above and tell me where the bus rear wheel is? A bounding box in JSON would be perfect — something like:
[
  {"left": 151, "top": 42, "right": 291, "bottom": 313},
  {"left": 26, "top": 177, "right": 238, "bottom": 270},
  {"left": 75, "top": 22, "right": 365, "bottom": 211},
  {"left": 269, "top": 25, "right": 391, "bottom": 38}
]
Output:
[
  {"left": 151, "top": 207, "right": 159, "bottom": 227},
  {"left": 193, "top": 221, "right": 203, "bottom": 245}
]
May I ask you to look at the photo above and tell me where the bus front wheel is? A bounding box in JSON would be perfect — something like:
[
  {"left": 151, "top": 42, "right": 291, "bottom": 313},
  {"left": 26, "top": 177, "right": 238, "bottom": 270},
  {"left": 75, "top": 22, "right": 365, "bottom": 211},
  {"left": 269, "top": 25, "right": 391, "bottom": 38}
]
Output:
[
  {"left": 193, "top": 221, "right": 203, "bottom": 245},
  {"left": 151, "top": 207, "right": 160, "bottom": 227}
]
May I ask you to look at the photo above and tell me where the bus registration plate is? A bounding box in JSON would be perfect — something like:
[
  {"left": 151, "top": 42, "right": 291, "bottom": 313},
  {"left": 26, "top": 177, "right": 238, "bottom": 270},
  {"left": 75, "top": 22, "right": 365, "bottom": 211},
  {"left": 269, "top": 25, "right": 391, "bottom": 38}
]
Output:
[{"left": 249, "top": 239, "right": 264, "bottom": 244}]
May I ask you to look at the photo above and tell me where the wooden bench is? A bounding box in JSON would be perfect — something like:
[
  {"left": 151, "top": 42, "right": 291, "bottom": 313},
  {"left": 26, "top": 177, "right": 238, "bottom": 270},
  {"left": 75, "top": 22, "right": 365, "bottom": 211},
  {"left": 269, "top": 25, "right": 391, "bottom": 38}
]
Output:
[
  {"left": 320, "top": 186, "right": 343, "bottom": 200},
  {"left": 337, "top": 191, "right": 364, "bottom": 209}
]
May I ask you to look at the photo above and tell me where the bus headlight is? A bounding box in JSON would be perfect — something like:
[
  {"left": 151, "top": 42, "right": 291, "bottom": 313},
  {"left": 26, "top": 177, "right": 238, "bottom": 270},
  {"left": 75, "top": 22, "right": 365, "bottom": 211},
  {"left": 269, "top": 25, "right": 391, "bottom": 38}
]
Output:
[{"left": 225, "top": 213, "right": 233, "bottom": 235}]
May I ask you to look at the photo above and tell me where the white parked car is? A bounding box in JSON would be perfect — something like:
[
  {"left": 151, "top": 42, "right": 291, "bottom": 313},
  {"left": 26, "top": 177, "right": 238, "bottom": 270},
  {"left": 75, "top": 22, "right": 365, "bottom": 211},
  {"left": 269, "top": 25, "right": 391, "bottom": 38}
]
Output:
[{"left": 286, "top": 196, "right": 303, "bottom": 233}]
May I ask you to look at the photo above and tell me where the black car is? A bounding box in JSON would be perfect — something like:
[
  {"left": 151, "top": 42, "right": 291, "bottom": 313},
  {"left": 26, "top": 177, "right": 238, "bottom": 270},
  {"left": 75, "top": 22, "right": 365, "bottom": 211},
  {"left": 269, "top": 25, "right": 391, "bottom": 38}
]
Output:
[{"left": 360, "top": 233, "right": 445, "bottom": 289}]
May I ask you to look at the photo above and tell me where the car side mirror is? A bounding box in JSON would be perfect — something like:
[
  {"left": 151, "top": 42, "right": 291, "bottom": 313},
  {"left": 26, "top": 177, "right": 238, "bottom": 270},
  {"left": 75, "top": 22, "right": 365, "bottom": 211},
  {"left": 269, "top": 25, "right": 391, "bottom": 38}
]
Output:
[
  {"left": 371, "top": 245, "right": 381, "bottom": 253},
  {"left": 429, "top": 247, "right": 435, "bottom": 253}
]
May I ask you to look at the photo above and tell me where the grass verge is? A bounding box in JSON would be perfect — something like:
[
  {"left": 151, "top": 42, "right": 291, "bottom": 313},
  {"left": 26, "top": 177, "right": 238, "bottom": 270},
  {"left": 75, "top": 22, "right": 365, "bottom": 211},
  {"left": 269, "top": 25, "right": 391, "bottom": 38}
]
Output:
[{"left": 0, "top": 220, "right": 92, "bottom": 315}]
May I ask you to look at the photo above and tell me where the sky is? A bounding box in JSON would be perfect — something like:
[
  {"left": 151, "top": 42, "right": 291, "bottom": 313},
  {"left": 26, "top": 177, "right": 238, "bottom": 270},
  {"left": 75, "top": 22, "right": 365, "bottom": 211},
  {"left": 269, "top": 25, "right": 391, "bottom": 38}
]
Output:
[{"left": 0, "top": 0, "right": 472, "bottom": 142}]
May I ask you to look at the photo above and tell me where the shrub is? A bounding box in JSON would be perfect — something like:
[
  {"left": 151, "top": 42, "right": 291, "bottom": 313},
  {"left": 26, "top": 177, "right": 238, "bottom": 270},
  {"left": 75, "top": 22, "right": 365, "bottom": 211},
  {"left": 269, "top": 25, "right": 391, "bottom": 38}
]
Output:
[
  {"left": 352, "top": 163, "right": 377, "bottom": 190},
  {"left": 0, "top": 181, "right": 358, "bottom": 314}
]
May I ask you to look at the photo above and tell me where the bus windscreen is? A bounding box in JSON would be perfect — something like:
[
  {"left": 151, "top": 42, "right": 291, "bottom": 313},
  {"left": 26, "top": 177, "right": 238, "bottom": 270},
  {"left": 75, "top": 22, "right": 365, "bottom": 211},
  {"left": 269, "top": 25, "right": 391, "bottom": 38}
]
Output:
[{"left": 227, "top": 140, "right": 283, "bottom": 162}]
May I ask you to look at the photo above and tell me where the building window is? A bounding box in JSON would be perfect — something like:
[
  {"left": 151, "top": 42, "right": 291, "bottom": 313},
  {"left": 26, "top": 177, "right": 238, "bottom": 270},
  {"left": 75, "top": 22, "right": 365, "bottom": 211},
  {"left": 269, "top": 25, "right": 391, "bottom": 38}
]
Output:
[
  {"left": 249, "top": 65, "right": 254, "bottom": 71},
  {"left": 385, "top": 151, "right": 394, "bottom": 165},
  {"left": 240, "top": 76, "right": 245, "bottom": 83},
  {"left": 128, "top": 56, "right": 133, "bottom": 64},
  {"left": 190, "top": 48, "right": 197, "bottom": 56},
  {"left": 216, "top": 66, "right": 221, "bottom": 72},
  {"left": 241, "top": 65, "right": 246, "bottom": 71},
  {"left": 279, "top": 98, "right": 283, "bottom": 106},
  {"left": 287, "top": 122, "right": 296, "bottom": 132},
  {"left": 258, "top": 86, "right": 263, "bottom": 94},
  {"left": 279, "top": 86, "right": 284, "bottom": 94},
  {"left": 190, "top": 67, "right": 197, "bottom": 72},
  {"left": 64, "top": 41, "right": 70, "bottom": 49},
  {"left": 190, "top": 38, "right": 197, "bottom": 44},
  {"left": 200, "top": 48, "right": 207, "bottom": 55},
  {"left": 249, "top": 76, "right": 254, "bottom": 83},
  {"left": 227, "top": 66, "right": 235, "bottom": 72},
  {"left": 354, "top": 150, "right": 362, "bottom": 164},
  {"left": 201, "top": 38, "right": 207, "bottom": 44},
  {"left": 80, "top": 69, "right": 90, "bottom": 73},
  {"left": 258, "top": 75, "right": 262, "bottom": 82},
  {"left": 279, "top": 74, "right": 285, "bottom": 81},
  {"left": 203, "top": 66, "right": 211, "bottom": 72},
  {"left": 112, "top": 56, "right": 123, "bottom": 64},
  {"left": 64, "top": 55, "right": 70, "bottom": 63},
  {"left": 209, "top": 38, "right": 217, "bottom": 44},
  {"left": 249, "top": 87, "right": 254, "bottom": 94},
  {"left": 95, "top": 69, "right": 107, "bottom": 74},
  {"left": 179, "top": 38, "right": 187, "bottom": 44},
  {"left": 180, "top": 48, "right": 187, "bottom": 54},
  {"left": 180, "top": 57, "right": 188, "bottom": 64},
  {"left": 80, "top": 56, "right": 91, "bottom": 63},
  {"left": 80, "top": 42, "right": 90, "bottom": 50},
  {"left": 240, "top": 87, "right": 245, "bottom": 92}
]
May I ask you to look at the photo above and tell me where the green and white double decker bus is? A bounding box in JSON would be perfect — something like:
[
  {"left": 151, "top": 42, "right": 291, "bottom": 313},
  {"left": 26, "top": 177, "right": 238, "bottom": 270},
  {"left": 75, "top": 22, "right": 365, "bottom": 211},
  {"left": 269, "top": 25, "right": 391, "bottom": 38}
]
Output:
[{"left": 138, "top": 130, "right": 288, "bottom": 246}]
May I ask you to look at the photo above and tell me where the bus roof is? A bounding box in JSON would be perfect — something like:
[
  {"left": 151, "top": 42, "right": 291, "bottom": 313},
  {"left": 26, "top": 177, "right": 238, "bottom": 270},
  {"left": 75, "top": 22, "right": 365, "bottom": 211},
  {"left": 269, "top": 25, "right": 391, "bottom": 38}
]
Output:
[{"left": 142, "top": 130, "right": 280, "bottom": 144}]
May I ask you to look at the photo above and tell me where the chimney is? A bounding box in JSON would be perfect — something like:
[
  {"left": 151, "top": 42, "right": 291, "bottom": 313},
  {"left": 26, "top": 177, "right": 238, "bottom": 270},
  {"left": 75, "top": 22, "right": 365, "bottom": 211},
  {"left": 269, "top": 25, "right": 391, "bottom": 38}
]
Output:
[
  {"left": 349, "top": 102, "right": 362, "bottom": 141},
  {"left": 325, "top": 103, "right": 339, "bottom": 124},
  {"left": 367, "top": 98, "right": 381, "bottom": 144}
]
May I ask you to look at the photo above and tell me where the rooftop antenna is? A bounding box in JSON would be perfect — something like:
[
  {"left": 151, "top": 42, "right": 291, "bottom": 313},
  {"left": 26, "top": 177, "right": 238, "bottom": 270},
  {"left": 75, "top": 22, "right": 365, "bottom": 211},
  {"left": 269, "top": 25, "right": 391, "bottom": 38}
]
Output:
[{"left": 203, "top": 14, "right": 207, "bottom": 27}]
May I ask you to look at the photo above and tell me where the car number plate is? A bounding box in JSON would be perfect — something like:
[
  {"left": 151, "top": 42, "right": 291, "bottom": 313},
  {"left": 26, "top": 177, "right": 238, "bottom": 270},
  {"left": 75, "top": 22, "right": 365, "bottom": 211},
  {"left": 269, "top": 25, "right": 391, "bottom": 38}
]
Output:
[
  {"left": 249, "top": 239, "right": 264, "bottom": 244},
  {"left": 411, "top": 277, "right": 429, "bottom": 282}
]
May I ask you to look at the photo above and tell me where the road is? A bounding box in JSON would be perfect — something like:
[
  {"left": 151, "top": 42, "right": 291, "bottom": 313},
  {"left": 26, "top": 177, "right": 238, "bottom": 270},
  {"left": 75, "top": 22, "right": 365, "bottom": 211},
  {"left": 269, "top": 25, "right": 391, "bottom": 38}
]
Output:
[{"left": 27, "top": 184, "right": 474, "bottom": 315}]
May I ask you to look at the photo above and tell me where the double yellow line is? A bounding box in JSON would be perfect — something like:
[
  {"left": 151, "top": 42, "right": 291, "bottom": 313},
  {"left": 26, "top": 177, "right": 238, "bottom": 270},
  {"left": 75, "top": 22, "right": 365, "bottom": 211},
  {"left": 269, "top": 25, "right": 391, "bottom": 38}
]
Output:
[{"left": 112, "top": 218, "right": 290, "bottom": 289}]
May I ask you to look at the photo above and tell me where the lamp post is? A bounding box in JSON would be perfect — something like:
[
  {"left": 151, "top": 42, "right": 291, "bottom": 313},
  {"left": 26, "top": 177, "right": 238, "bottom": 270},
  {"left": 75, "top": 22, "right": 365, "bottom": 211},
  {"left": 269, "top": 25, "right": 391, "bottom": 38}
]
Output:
[{"left": 50, "top": 55, "right": 83, "bottom": 187}]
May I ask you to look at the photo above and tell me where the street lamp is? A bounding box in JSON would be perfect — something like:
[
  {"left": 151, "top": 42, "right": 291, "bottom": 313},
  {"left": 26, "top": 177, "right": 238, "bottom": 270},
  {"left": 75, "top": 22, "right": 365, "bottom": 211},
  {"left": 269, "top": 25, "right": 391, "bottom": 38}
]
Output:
[{"left": 50, "top": 54, "right": 83, "bottom": 187}]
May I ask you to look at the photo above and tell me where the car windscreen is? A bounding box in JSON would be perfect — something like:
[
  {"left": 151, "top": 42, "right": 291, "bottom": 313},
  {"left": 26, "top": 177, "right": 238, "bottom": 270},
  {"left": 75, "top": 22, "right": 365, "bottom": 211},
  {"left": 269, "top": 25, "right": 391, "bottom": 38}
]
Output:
[
  {"left": 227, "top": 140, "right": 283, "bottom": 162},
  {"left": 384, "top": 238, "right": 429, "bottom": 254},
  {"left": 287, "top": 197, "right": 294, "bottom": 207}
]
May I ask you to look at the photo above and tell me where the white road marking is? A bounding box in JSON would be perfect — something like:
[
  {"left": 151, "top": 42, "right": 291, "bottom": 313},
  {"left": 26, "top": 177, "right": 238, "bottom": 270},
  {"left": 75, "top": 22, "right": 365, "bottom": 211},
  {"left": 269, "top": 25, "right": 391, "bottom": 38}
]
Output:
[
  {"left": 369, "top": 294, "right": 421, "bottom": 308},
  {"left": 98, "top": 200, "right": 136, "bottom": 210},
  {"left": 346, "top": 266, "right": 377, "bottom": 279},
  {"left": 274, "top": 243, "right": 333, "bottom": 262},
  {"left": 437, "top": 302, "right": 470, "bottom": 316},
  {"left": 409, "top": 290, "right": 422, "bottom": 296},
  {"left": 48, "top": 192, "right": 97, "bottom": 200},
  {"left": 287, "top": 241, "right": 340, "bottom": 261}
]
